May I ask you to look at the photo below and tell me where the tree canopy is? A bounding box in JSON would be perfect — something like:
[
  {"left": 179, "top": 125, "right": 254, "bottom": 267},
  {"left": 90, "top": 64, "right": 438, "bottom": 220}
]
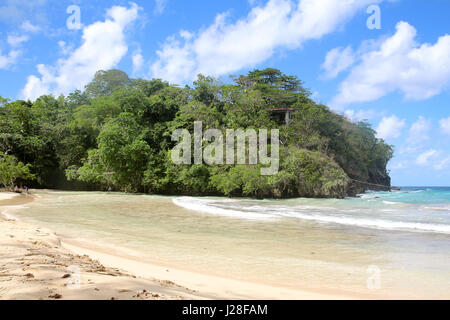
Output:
[{"left": 0, "top": 69, "right": 393, "bottom": 198}]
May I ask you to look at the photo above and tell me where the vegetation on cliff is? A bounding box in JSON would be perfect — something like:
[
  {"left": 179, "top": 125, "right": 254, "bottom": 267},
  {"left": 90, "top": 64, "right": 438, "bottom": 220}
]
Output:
[{"left": 0, "top": 69, "right": 393, "bottom": 198}]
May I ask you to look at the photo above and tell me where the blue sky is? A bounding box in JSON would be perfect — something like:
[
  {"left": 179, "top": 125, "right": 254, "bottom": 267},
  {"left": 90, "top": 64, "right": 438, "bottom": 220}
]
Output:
[{"left": 0, "top": 0, "right": 449, "bottom": 186}]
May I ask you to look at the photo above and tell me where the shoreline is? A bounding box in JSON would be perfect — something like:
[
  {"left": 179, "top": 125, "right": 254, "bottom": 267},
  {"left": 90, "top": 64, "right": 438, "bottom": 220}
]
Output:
[{"left": 0, "top": 192, "right": 355, "bottom": 300}]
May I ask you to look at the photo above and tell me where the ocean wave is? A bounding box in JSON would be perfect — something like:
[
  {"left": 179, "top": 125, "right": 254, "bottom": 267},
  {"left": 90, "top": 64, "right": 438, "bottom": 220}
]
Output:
[
  {"left": 276, "top": 210, "right": 450, "bottom": 234},
  {"left": 382, "top": 201, "right": 402, "bottom": 205},
  {"left": 173, "top": 197, "right": 450, "bottom": 234},
  {"left": 172, "top": 197, "right": 276, "bottom": 220},
  {"left": 360, "top": 194, "right": 382, "bottom": 199}
]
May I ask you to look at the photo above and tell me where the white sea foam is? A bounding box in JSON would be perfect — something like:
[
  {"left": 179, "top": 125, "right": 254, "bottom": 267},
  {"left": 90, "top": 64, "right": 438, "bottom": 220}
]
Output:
[
  {"left": 276, "top": 210, "right": 450, "bottom": 234},
  {"left": 172, "top": 197, "right": 277, "bottom": 220},
  {"left": 360, "top": 194, "right": 380, "bottom": 199},
  {"left": 173, "top": 197, "right": 450, "bottom": 234},
  {"left": 382, "top": 201, "right": 401, "bottom": 205}
]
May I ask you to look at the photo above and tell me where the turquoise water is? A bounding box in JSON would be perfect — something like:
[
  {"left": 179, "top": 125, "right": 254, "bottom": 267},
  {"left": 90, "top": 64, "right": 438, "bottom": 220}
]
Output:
[
  {"left": 362, "top": 187, "right": 450, "bottom": 204},
  {"left": 3, "top": 187, "right": 450, "bottom": 298},
  {"left": 173, "top": 187, "right": 450, "bottom": 234}
]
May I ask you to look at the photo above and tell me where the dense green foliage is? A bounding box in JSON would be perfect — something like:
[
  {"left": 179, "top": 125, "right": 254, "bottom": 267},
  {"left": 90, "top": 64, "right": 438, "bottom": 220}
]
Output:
[
  {"left": 0, "top": 68, "right": 393, "bottom": 198},
  {"left": 0, "top": 152, "right": 35, "bottom": 189}
]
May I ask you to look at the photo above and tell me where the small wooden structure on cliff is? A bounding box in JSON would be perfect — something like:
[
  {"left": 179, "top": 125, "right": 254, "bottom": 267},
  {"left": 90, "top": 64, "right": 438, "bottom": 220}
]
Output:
[{"left": 269, "top": 108, "right": 294, "bottom": 125}]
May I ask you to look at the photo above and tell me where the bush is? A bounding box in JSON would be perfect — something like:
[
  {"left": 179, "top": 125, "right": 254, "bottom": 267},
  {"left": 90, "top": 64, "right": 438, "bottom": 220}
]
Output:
[{"left": 0, "top": 152, "right": 35, "bottom": 189}]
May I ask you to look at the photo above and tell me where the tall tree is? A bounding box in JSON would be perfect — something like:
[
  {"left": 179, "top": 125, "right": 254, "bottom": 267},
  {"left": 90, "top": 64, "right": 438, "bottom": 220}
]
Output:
[{"left": 85, "top": 70, "right": 131, "bottom": 98}]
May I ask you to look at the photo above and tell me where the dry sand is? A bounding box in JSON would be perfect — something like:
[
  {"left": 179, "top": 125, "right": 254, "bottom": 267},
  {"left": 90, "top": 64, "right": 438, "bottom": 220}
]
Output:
[{"left": 0, "top": 192, "right": 352, "bottom": 300}]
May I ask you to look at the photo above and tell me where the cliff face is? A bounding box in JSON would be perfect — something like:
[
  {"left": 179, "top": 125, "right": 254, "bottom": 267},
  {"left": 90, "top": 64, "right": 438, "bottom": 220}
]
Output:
[
  {"left": 370, "top": 168, "right": 392, "bottom": 188},
  {"left": 345, "top": 169, "right": 391, "bottom": 197},
  {"left": 347, "top": 180, "right": 390, "bottom": 197}
]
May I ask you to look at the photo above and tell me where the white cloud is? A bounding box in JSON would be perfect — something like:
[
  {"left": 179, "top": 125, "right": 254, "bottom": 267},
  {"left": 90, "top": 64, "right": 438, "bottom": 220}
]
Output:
[
  {"left": 0, "top": 30, "right": 28, "bottom": 70},
  {"left": 376, "top": 115, "right": 406, "bottom": 140},
  {"left": 151, "top": 0, "right": 381, "bottom": 83},
  {"left": 7, "top": 34, "right": 29, "bottom": 47},
  {"left": 57, "top": 41, "right": 73, "bottom": 56},
  {"left": 397, "top": 116, "right": 432, "bottom": 156},
  {"left": 132, "top": 50, "right": 144, "bottom": 72},
  {"left": 0, "top": 49, "right": 20, "bottom": 70},
  {"left": 321, "top": 46, "right": 355, "bottom": 79},
  {"left": 154, "top": 0, "right": 167, "bottom": 15},
  {"left": 439, "top": 117, "right": 450, "bottom": 135},
  {"left": 21, "top": 3, "right": 139, "bottom": 101},
  {"left": 21, "top": 21, "right": 41, "bottom": 33},
  {"left": 416, "top": 149, "right": 439, "bottom": 166},
  {"left": 434, "top": 156, "right": 450, "bottom": 170},
  {"left": 0, "top": 0, "right": 47, "bottom": 25},
  {"left": 21, "top": 74, "right": 50, "bottom": 101},
  {"left": 408, "top": 116, "right": 432, "bottom": 143},
  {"left": 330, "top": 22, "right": 450, "bottom": 110}
]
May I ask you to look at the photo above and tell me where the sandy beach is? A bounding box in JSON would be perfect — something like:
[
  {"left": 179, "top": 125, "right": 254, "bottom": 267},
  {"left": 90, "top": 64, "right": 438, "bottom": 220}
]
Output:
[
  {"left": 0, "top": 193, "right": 212, "bottom": 300},
  {"left": 3, "top": 190, "right": 449, "bottom": 300},
  {"left": 0, "top": 192, "right": 352, "bottom": 300}
]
